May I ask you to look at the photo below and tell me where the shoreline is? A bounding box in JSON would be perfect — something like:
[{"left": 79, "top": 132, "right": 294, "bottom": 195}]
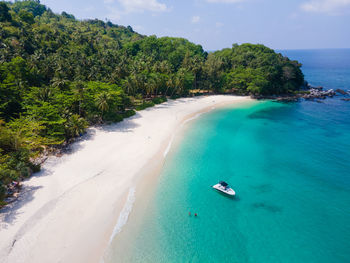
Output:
[
  {"left": 103, "top": 98, "right": 258, "bottom": 262},
  {"left": 0, "top": 95, "right": 253, "bottom": 263}
]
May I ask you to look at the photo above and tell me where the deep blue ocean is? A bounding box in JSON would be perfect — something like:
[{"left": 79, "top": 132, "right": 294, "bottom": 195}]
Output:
[{"left": 107, "top": 49, "right": 350, "bottom": 262}]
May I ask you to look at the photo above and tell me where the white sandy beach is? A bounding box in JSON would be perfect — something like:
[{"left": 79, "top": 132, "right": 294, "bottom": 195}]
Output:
[{"left": 0, "top": 95, "right": 252, "bottom": 263}]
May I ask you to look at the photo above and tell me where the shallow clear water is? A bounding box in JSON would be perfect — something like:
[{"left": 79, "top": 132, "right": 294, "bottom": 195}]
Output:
[{"left": 108, "top": 49, "right": 350, "bottom": 262}]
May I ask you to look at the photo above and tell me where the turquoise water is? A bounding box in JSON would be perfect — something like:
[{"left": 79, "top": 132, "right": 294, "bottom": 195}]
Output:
[{"left": 109, "top": 50, "right": 350, "bottom": 262}]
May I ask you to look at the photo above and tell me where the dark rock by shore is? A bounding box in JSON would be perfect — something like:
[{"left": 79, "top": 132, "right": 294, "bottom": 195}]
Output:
[
  {"left": 305, "top": 88, "right": 336, "bottom": 99},
  {"left": 336, "top": 89, "right": 348, "bottom": 95},
  {"left": 253, "top": 87, "right": 341, "bottom": 102}
]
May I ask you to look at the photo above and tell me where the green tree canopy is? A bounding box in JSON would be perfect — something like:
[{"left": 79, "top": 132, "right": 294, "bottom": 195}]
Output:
[
  {"left": 0, "top": 2, "right": 11, "bottom": 22},
  {"left": 0, "top": 1, "right": 304, "bottom": 205}
]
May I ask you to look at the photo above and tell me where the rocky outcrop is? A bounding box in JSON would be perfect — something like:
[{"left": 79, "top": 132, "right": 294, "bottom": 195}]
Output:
[
  {"left": 252, "top": 84, "right": 349, "bottom": 103},
  {"left": 303, "top": 88, "right": 336, "bottom": 99},
  {"left": 263, "top": 88, "right": 337, "bottom": 102},
  {"left": 336, "top": 89, "right": 348, "bottom": 95},
  {"left": 275, "top": 96, "right": 299, "bottom": 102}
]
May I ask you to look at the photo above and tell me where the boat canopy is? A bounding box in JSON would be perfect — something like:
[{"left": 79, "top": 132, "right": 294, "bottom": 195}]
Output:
[{"left": 219, "top": 181, "right": 228, "bottom": 187}]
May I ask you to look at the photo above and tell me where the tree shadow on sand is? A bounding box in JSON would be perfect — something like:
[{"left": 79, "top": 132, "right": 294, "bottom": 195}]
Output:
[
  {"left": 0, "top": 113, "right": 143, "bottom": 223},
  {"left": 99, "top": 113, "right": 141, "bottom": 133},
  {"left": 0, "top": 98, "right": 206, "bottom": 225},
  {"left": 0, "top": 185, "right": 42, "bottom": 226}
]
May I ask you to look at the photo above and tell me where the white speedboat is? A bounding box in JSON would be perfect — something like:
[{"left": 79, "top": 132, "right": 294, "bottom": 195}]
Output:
[{"left": 212, "top": 181, "right": 235, "bottom": 196}]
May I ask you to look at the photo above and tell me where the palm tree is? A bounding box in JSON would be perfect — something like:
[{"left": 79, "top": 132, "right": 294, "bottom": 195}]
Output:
[
  {"left": 73, "top": 81, "right": 86, "bottom": 116},
  {"left": 190, "top": 57, "right": 203, "bottom": 90},
  {"left": 95, "top": 91, "right": 111, "bottom": 113},
  {"left": 165, "top": 75, "right": 174, "bottom": 96},
  {"left": 52, "top": 77, "right": 68, "bottom": 90},
  {"left": 65, "top": 114, "right": 87, "bottom": 141},
  {"left": 124, "top": 76, "right": 136, "bottom": 95},
  {"left": 174, "top": 69, "right": 186, "bottom": 96},
  {"left": 145, "top": 77, "right": 156, "bottom": 97},
  {"left": 38, "top": 86, "right": 52, "bottom": 102}
]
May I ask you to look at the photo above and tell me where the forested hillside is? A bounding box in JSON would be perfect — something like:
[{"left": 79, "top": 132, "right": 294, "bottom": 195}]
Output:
[{"left": 0, "top": 0, "right": 304, "bottom": 205}]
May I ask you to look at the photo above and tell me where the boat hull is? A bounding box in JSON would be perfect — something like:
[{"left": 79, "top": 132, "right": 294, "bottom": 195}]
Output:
[{"left": 212, "top": 184, "right": 235, "bottom": 196}]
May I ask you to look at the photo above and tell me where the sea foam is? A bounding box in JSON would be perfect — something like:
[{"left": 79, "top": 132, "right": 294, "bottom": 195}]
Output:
[
  {"left": 108, "top": 187, "right": 136, "bottom": 243},
  {"left": 164, "top": 112, "right": 204, "bottom": 158}
]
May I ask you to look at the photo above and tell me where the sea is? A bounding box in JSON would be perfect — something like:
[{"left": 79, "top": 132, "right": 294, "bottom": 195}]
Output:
[{"left": 105, "top": 49, "right": 350, "bottom": 263}]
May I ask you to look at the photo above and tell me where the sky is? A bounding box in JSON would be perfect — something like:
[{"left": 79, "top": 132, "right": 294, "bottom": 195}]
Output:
[{"left": 39, "top": 0, "right": 350, "bottom": 51}]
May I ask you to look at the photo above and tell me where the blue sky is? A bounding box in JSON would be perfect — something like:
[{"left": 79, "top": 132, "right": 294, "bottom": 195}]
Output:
[{"left": 40, "top": 0, "right": 350, "bottom": 50}]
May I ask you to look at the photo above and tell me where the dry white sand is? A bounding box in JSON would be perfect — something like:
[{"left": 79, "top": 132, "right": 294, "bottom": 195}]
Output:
[{"left": 0, "top": 95, "right": 252, "bottom": 263}]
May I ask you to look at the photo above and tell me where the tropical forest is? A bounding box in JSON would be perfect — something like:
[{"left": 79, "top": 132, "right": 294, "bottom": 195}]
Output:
[{"left": 0, "top": 0, "right": 304, "bottom": 205}]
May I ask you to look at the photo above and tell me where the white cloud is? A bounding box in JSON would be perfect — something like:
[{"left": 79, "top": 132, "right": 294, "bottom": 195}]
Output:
[
  {"left": 207, "top": 0, "right": 244, "bottom": 3},
  {"left": 215, "top": 22, "right": 224, "bottom": 27},
  {"left": 191, "top": 16, "right": 200, "bottom": 23},
  {"left": 117, "top": 0, "right": 168, "bottom": 13},
  {"left": 301, "top": 0, "right": 350, "bottom": 15}
]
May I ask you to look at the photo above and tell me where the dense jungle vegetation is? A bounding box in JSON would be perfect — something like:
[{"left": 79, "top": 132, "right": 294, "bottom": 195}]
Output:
[{"left": 0, "top": 0, "right": 304, "bottom": 205}]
